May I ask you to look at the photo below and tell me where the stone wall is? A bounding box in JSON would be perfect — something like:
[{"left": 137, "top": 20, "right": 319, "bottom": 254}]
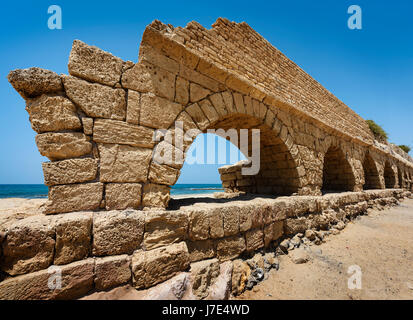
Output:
[
  {"left": 0, "top": 189, "right": 411, "bottom": 299},
  {"left": 7, "top": 18, "right": 413, "bottom": 214}
]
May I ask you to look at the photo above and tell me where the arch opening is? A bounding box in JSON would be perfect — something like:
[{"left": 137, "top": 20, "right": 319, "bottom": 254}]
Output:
[
  {"left": 322, "top": 146, "right": 355, "bottom": 193},
  {"left": 398, "top": 167, "right": 403, "bottom": 189},
  {"left": 383, "top": 161, "right": 396, "bottom": 188},
  {"left": 363, "top": 153, "right": 381, "bottom": 190},
  {"left": 175, "top": 113, "right": 301, "bottom": 199}
]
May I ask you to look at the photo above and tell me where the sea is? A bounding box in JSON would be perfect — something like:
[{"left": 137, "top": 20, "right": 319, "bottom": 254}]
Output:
[{"left": 0, "top": 184, "right": 224, "bottom": 199}]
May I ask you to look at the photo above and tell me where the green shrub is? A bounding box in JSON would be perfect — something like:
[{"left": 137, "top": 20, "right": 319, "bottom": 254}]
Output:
[
  {"left": 398, "top": 145, "right": 411, "bottom": 154},
  {"left": 366, "top": 120, "right": 388, "bottom": 141}
]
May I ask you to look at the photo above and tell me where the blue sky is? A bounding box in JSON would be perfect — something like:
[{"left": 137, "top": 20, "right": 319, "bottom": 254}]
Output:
[{"left": 0, "top": 0, "right": 412, "bottom": 184}]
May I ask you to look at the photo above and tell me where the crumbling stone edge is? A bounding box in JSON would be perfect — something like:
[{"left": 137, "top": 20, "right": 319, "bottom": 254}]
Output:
[{"left": 0, "top": 189, "right": 411, "bottom": 300}]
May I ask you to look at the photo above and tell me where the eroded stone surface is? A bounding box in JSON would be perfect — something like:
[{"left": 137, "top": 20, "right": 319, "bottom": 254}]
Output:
[
  {"left": 98, "top": 144, "right": 152, "bottom": 183},
  {"left": 8, "top": 67, "right": 63, "bottom": 99},
  {"left": 144, "top": 211, "right": 188, "bottom": 250},
  {"left": 0, "top": 259, "right": 95, "bottom": 300},
  {"left": 54, "top": 212, "right": 92, "bottom": 265},
  {"left": 44, "top": 183, "right": 103, "bottom": 214},
  {"left": 26, "top": 95, "right": 81, "bottom": 133},
  {"left": 63, "top": 75, "right": 126, "bottom": 120},
  {"left": 105, "top": 183, "right": 142, "bottom": 210},
  {"left": 93, "top": 210, "right": 144, "bottom": 256},
  {"left": 95, "top": 255, "right": 131, "bottom": 291},
  {"left": 42, "top": 158, "right": 98, "bottom": 186},
  {"left": 131, "top": 242, "right": 190, "bottom": 289},
  {"left": 36, "top": 132, "right": 92, "bottom": 161},
  {"left": 68, "top": 40, "right": 124, "bottom": 87},
  {"left": 1, "top": 215, "right": 55, "bottom": 276}
]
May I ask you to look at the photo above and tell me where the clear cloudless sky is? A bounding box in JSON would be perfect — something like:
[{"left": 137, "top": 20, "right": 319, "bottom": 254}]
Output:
[{"left": 0, "top": 0, "right": 412, "bottom": 184}]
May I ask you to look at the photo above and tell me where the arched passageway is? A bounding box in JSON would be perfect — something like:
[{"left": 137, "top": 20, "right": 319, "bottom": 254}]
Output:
[
  {"left": 384, "top": 161, "right": 396, "bottom": 188},
  {"left": 398, "top": 168, "right": 403, "bottom": 188},
  {"left": 322, "top": 146, "right": 355, "bottom": 192},
  {"left": 363, "top": 153, "right": 381, "bottom": 189},
  {"left": 194, "top": 113, "right": 301, "bottom": 196}
]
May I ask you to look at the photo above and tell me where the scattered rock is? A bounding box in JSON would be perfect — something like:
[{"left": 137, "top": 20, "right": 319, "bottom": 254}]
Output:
[
  {"left": 336, "top": 221, "right": 346, "bottom": 230},
  {"left": 190, "top": 258, "right": 220, "bottom": 299},
  {"left": 289, "top": 248, "right": 310, "bottom": 264},
  {"left": 305, "top": 229, "right": 316, "bottom": 241}
]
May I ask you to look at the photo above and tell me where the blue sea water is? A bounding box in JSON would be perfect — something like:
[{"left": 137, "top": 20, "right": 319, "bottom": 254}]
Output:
[{"left": 0, "top": 184, "right": 224, "bottom": 199}]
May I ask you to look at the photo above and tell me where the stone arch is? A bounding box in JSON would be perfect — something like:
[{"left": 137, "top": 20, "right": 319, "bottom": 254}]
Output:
[
  {"left": 322, "top": 145, "right": 356, "bottom": 192},
  {"left": 383, "top": 161, "right": 396, "bottom": 188},
  {"left": 363, "top": 152, "right": 381, "bottom": 189},
  {"left": 149, "top": 89, "right": 305, "bottom": 197}
]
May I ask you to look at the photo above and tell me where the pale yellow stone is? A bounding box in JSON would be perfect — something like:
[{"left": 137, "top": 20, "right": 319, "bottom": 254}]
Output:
[
  {"left": 126, "top": 90, "right": 140, "bottom": 124},
  {"left": 105, "top": 183, "right": 142, "bottom": 210},
  {"left": 142, "top": 183, "right": 171, "bottom": 208},
  {"left": 98, "top": 143, "right": 152, "bottom": 183},
  {"left": 63, "top": 75, "right": 126, "bottom": 120},
  {"left": 140, "top": 93, "right": 183, "bottom": 129},
  {"left": 26, "top": 95, "right": 81, "bottom": 133},
  {"left": 44, "top": 183, "right": 103, "bottom": 214},
  {"left": 93, "top": 118, "right": 154, "bottom": 148},
  {"left": 42, "top": 158, "right": 98, "bottom": 186},
  {"left": 68, "top": 39, "right": 124, "bottom": 87},
  {"left": 36, "top": 132, "right": 92, "bottom": 161}
]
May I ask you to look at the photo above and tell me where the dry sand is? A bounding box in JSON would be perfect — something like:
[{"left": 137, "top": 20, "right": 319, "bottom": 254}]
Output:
[{"left": 237, "top": 199, "right": 413, "bottom": 300}]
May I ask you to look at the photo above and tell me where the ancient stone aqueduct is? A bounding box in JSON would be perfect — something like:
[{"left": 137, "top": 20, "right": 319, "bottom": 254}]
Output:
[{"left": 1, "top": 18, "right": 412, "bottom": 299}]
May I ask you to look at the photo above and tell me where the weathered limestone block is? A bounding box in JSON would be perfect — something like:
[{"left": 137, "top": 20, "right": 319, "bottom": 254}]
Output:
[
  {"left": 284, "top": 217, "right": 309, "bottom": 235},
  {"left": 142, "top": 183, "right": 171, "bottom": 208},
  {"left": 98, "top": 144, "right": 152, "bottom": 183},
  {"left": 0, "top": 259, "right": 95, "bottom": 300},
  {"left": 8, "top": 67, "right": 63, "bottom": 99},
  {"left": 36, "top": 132, "right": 92, "bottom": 161},
  {"left": 93, "top": 119, "right": 154, "bottom": 148},
  {"left": 263, "top": 221, "right": 284, "bottom": 247},
  {"left": 186, "top": 102, "right": 210, "bottom": 130},
  {"left": 186, "top": 240, "right": 216, "bottom": 262},
  {"left": 189, "top": 209, "right": 210, "bottom": 241},
  {"left": 68, "top": 40, "right": 124, "bottom": 87},
  {"left": 26, "top": 95, "right": 81, "bottom": 133},
  {"left": 131, "top": 242, "right": 190, "bottom": 289},
  {"left": 175, "top": 76, "right": 189, "bottom": 105},
  {"left": 94, "top": 255, "right": 131, "bottom": 291},
  {"left": 42, "top": 158, "right": 98, "bottom": 186},
  {"left": 44, "top": 183, "right": 103, "bottom": 214},
  {"left": 245, "top": 228, "right": 264, "bottom": 252},
  {"left": 190, "top": 83, "right": 211, "bottom": 102},
  {"left": 222, "top": 206, "right": 240, "bottom": 236},
  {"left": 216, "top": 235, "right": 246, "bottom": 261},
  {"left": 143, "top": 211, "right": 188, "bottom": 250},
  {"left": 63, "top": 75, "right": 126, "bottom": 120},
  {"left": 93, "top": 210, "right": 145, "bottom": 256},
  {"left": 54, "top": 212, "right": 92, "bottom": 265},
  {"left": 140, "top": 93, "right": 184, "bottom": 129},
  {"left": 122, "top": 61, "right": 175, "bottom": 100},
  {"left": 105, "top": 183, "right": 142, "bottom": 210},
  {"left": 81, "top": 117, "right": 93, "bottom": 135},
  {"left": 126, "top": 89, "right": 140, "bottom": 124},
  {"left": 199, "top": 99, "right": 219, "bottom": 123},
  {"left": 148, "top": 162, "right": 180, "bottom": 185},
  {"left": 1, "top": 215, "right": 55, "bottom": 276},
  {"left": 209, "top": 208, "right": 225, "bottom": 239},
  {"left": 190, "top": 258, "right": 220, "bottom": 299},
  {"left": 231, "top": 259, "right": 251, "bottom": 296}
]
